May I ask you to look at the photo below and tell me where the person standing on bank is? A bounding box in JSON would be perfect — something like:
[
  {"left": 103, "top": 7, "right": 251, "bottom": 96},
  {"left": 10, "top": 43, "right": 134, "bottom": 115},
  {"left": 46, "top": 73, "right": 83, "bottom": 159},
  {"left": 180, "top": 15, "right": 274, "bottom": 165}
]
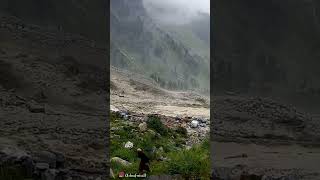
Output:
[{"left": 137, "top": 148, "right": 150, "bottom": 174}]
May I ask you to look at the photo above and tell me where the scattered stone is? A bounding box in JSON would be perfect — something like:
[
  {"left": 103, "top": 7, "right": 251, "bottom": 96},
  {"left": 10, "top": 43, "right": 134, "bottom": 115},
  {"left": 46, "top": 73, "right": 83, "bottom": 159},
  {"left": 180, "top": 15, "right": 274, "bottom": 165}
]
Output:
[
  {"left": 43, "top": 169, "right": 57, "bottom": 180},
  {"left": 181, "top": 122, "right": 188, "bottom": 128},
  {"left": 110, "top": 168, "right": 115, "bottom": 178},
  {"left": 35, "top": 162, "right": 50, "bottom": 171},
  {"left": 111, "top": 157, "right": 132, "bottom": 166},
  {"left": 0, "top": 145, "right": 30, "bottom": 160},
  {"left": 158, "top": 147, "right": 164, "bottom": 153},
  {"left": 138, "top": 122, "right": 148, "bottom": 132},
  {"left": 110, "top": 127, "right": 119, "bottom": 131},
  {"left": 35, "top": 151, "right": 57, "bottom": 168},
  {"left": 27, "top": 100, "right": 45, "bottom": 113},
  {"left": 110, "top": 105, "right": 119, "bottom": 112},
  {"left": 147, "top": 129, "right": 156, "bottom": 136},
  {"left": 53, "top": 152, "right": 65, "bottom": 168},
  {"left": 191, "top": 120, "right": 199, "bottom": 128},
  {"left": 124, "top": 141, "right": 134, "bottom": 149}
]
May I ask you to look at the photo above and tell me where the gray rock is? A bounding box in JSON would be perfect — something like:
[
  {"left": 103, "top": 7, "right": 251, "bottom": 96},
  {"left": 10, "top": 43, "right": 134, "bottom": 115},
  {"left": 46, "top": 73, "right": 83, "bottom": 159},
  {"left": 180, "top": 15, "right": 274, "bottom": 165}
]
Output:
[
  {"left": 158, "top": 147, "right": 164, "bottom": 153},
  {"left": 138, "top": 122, "right": 148, "bottom": 132},
  {"left": 35, "top": 151, "right": 57, "bottom": 168},
  {"left": 27, "top": 100, "right": 45, "bottom": 113},
  {"left": 111, "top": 157, "right": 132, "bottom": 166},
  {"left": 43, "top": 169, "right": 57, "bottom": 180},
  {"left": 54, "top": 152, "right": 65, "bottom": 168},
  {"left": 0, "top": 145, "right": 29, "bottom": 160},
  {"left": 35, "top": 162, "right": 49, "bottom": 171},
  {"left": 120, "top": 112, "right": 127, "bottom": 117}
]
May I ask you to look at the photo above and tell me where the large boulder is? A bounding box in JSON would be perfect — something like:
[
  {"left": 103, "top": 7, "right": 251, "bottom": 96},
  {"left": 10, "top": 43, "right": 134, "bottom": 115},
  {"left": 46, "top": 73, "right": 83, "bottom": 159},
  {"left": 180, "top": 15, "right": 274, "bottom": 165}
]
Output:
[{"left": 111, "top": 157, "right": 132, "bottom": 167}]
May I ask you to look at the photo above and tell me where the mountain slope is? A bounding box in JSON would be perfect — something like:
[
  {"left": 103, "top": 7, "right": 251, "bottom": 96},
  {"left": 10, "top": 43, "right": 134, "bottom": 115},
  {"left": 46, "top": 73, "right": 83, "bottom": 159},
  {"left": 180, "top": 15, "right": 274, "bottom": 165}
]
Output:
[
  {"left": 213, "top": 0, "right": 320, "bottom": 107},
  {"left": 0, "top": 0, "right": 108, "bottom": 45},
  {"left": 111, "top": 0, "right": 209, "bottom": 93}
]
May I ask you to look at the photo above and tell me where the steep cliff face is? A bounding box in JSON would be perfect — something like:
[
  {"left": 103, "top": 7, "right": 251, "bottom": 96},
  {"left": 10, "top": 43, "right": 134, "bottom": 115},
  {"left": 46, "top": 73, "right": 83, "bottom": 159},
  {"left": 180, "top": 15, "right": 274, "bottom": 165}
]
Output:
[
  {"left": 0, "top": 0, "right": 108, "bottom": 44},
  {"left": 111, "top": 0, "right": 210, "bottom": 92},
  {"left": 213, "top": 0, "right": 320, "bottom": 106}
]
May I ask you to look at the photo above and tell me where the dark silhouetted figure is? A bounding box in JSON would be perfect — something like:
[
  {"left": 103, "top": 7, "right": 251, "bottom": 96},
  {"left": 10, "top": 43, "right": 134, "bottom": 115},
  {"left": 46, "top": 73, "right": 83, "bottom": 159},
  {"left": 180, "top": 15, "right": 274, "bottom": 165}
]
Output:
[{"left": 137, "top": 148, "right": 150, "bottom": 174}]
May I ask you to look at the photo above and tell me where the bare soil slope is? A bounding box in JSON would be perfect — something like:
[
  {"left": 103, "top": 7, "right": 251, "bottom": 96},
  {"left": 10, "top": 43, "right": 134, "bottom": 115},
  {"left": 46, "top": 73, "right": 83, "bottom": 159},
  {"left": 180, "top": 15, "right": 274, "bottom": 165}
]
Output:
[{"left": 110, "top": 67, "right": 210, "bottom": 119}]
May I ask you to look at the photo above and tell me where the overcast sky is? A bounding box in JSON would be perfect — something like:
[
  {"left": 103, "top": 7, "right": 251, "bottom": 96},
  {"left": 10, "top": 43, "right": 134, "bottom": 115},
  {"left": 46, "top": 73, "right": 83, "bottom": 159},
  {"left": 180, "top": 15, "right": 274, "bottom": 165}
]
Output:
[{"left": 143, "top": 0, "right": 210, "bottom": 25}]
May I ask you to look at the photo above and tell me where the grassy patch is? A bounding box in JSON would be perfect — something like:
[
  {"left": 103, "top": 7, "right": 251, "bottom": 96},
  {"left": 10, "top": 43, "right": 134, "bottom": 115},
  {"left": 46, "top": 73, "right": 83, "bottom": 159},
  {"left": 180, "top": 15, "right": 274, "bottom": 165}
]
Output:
[
  {"left": 167, "top": 139, "right": 210, "bottom": 179},
  {"left": 110, "top": 111, "right": 210, "bottom": 179}
]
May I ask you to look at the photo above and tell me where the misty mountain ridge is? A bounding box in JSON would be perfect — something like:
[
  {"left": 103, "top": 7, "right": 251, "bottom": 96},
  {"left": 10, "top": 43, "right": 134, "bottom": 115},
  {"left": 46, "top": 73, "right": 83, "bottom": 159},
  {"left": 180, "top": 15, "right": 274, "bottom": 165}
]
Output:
[
  {"left": 111, "top": 0, "right": 209, "bottom": 93},
  {"left": 213, "top": 0, "right": 320, "bottom": 111}
]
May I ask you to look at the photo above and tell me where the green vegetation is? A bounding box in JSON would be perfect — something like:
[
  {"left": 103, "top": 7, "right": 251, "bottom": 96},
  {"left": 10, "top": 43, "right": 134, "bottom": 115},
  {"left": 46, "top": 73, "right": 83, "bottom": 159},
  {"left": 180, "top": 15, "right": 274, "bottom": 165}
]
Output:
[
  {"left": 146, "top": 115, "right": 168, "bottom": 136},
  {"left": 110, "top": 111, "right": 210, "bottom": 179},
  {"left": 166, "top": 139, "right": 210, "bottom": 179}
]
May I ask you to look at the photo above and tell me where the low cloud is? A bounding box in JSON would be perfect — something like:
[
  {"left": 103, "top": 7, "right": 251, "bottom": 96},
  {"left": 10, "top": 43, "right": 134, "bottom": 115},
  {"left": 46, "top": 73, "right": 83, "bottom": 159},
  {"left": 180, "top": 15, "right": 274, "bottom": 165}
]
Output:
[{"left": 143, "top": 0, "right": 210, "bottom": 25}]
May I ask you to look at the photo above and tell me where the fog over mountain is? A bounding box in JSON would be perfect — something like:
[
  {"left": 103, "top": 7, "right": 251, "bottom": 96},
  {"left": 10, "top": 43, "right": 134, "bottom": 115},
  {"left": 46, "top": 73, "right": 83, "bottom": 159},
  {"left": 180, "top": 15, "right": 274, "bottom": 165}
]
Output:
[
  {"left": 111, "top": 0, "right": 210, "bottom": 93},
  {"left": 143, "top": 0, "right": 210, "bottom": 25}
]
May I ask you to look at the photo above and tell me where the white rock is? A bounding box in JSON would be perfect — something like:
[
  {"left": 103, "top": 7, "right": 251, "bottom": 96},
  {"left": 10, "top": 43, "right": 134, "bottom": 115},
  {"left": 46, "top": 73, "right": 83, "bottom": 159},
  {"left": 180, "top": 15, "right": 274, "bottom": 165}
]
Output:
[
  {"left": 110, "top": 105, "right": 119, "bottom": 112},
  {"left": 200, "top": 123, "right": 206, "bottom": 127},
  {"left": 191, "top": 120, "right": 199, "bottom": 128},
  {"left": 124, "top": 141, "right": 133, "bottom": 149}
]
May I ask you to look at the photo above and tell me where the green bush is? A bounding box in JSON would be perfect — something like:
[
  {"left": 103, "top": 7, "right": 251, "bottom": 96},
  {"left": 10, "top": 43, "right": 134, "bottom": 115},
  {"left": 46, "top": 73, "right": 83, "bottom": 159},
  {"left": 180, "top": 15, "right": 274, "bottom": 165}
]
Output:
[
  {"left": 166, "top": 141, "right": 210, "bottom": 179},
  {"left": 175, "top": 126, "right": 188, "bottom": 137},
  {"left": 147, "top": 115, "right": 168, "bottom": 136}
]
